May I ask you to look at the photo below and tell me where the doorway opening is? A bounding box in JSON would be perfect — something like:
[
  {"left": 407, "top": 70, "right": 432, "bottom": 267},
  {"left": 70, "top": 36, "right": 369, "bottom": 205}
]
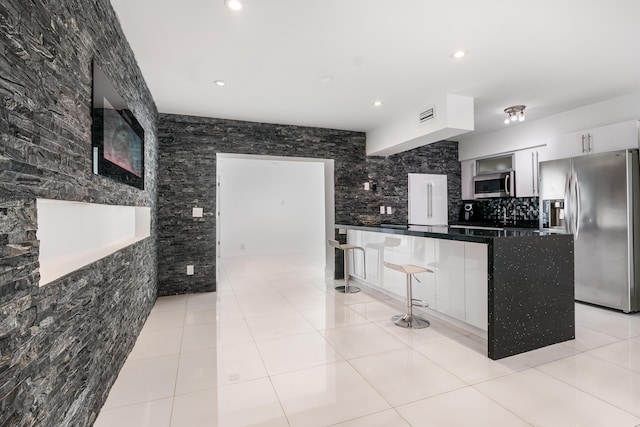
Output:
[{"left": 216, "top": 153, "right": 335, "bottom": 273}]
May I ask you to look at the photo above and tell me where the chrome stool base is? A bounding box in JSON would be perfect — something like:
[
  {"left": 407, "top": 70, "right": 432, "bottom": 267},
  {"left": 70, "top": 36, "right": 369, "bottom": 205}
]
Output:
[
  {"left": 392, "top": 314, "right": 430, "bottom": 329},
  {"left": 335, "top": 285, "right": 361, "bottom": 293}
]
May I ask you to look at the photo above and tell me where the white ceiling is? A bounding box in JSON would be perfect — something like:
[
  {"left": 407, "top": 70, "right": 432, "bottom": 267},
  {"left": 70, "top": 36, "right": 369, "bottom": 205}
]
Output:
[{"left": 110, "top": 0, "right": 640, "bottom": 138}]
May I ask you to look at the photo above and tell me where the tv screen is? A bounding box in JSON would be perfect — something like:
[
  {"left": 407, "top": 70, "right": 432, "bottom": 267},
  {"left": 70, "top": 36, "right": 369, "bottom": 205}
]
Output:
[{"left": 92, "top": 62, "right": 145, "bottom": 189}]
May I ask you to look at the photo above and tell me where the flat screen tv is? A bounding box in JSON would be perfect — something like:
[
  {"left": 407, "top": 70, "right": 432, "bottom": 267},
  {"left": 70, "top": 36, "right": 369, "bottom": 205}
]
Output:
[{"left": 92, "top": 62, "right": 145, "bottom": 189}]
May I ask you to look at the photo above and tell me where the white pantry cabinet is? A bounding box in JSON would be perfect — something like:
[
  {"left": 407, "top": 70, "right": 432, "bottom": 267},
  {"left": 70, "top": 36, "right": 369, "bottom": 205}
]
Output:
[{"left": 544, "top": 119, "right": 639, "bottom": 161}]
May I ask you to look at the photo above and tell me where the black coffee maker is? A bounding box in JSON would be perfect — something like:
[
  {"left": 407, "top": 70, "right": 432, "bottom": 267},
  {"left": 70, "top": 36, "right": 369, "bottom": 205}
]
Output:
[{"left": 459, "top": 201, "right": 479, "bottom": 222}]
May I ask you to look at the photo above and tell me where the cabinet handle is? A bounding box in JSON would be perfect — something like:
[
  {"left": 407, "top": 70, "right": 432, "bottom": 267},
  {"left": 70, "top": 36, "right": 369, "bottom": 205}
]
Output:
[
  {"left": 581, "top": 134, "right": 586, "bottom": 153},
  {"left": 535, "top": 151, "right": 539, "bottom": 195},
  {"left": 531, "top": 152, "right": 535, "bottom": 194},
  {"left": 588, "top": 133, "right": 593, "bottom": 152}
]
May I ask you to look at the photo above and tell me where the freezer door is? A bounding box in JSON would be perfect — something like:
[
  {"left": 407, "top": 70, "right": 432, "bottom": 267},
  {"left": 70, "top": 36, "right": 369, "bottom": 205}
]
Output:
[
  {"left": 572, "top": 151, "right": 632, "bottom": 310},
  {"left": 408, "top": 173, "right": 448, "bottom": 226}
]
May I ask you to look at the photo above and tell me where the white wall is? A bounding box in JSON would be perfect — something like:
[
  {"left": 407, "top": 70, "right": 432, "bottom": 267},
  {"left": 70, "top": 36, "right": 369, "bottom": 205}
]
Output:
[
  {"left": 36, "top": 199, "right": 151, "bottom": 285},
  {"left": 218, "top": 156, "right": 326, "bottom": 258},
  {"left": 458, "top": 91, "right": 640, "bottom": 160}
]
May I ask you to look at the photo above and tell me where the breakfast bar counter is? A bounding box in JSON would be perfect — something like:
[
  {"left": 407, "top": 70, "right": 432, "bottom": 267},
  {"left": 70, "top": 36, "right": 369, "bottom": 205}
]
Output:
[{"left": 334, "top": 224, "right": 575, "bottom": 360}]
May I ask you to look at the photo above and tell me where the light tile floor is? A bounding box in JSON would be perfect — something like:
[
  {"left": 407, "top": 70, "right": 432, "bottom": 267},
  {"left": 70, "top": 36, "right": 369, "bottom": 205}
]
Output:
[{"left": 96, "top": 254, "right": 640, "bottom": 427}]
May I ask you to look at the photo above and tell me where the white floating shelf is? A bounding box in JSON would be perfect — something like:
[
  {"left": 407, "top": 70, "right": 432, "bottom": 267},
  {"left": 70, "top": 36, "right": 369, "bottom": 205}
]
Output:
[{"left": 36, "top": 199, "right": 151, "bottom": 286}]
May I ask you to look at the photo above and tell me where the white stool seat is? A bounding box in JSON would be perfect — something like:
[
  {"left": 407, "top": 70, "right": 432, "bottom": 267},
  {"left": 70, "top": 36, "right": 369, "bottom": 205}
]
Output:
[
  {"left": 383, "top": 261, "right": 432, "bottom": 329},
  {"left": 383, "top": 262, "right": 433, "bottom": 275}
]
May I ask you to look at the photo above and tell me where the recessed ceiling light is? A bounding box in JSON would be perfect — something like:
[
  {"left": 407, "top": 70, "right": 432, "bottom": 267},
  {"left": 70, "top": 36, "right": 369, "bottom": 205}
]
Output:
[
  {"left": 214, "top": 80, "right": 226, "bottom": 86},
  {"left": 372, "top": 100, "right": 383, "bottom": 107},
  {"left": 320, "top": 76, "right": 334, "bottom": 83},
  {"left": 225, "top": 0, "right": 242, "bottom": 11},
  {"left": 453, "top": 50, "right": 466, "bottom": 59}
]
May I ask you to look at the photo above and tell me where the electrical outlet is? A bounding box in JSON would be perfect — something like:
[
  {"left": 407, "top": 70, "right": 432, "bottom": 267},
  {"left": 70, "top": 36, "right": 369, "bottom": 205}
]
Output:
[
  {"left": 364, "top": 182, "right": 370, "bottom": 191},
  {"left": 192, "top": 207, "right": 203, "bottom": 218},
  {"left": 187, "top": 265, "right": 194, "bottom": 275},
  {"left": 386, "top": 206, "right": 392, "bottom": 215},
  {"left": 380, "top": 206, "right": 385, "bottom": 214}
]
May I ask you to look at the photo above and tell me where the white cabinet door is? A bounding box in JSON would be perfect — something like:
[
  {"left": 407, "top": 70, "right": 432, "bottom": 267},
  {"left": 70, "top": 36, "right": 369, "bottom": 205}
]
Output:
[
  {"left": 464, "top": 242, "right": 488, "bottom": 331},
  {"left": 545, "top": 120, "right": 638, "bottom": 161},
  {"left": 361, "top": 231, "right": 404, "bottom": 286},
  {"left": 514, "top": 146, "right": 545, "bottom": 198},
  {"left": 460, "top": 159, "right": 476, "bottom": 200},
  {"left": 434, "top": 239, "right": 466, "bottom": 322},
  {"left": 545, "top": 130, "right": 585, "bottom": 161},
  {"left": 346, "top": 230, "right": 366, "bottom": 279},
  {"left": 411, "top": 236, "right": 436, "bottom": 309},
  {"left": 589, "top": 119, "right": 639, "bottom": 154},
  {"left": 380, "top": 234, "right": 413, "bottom": 298},
  {"left": 408, "top": 173, "right": 448, "bottom": 226}
]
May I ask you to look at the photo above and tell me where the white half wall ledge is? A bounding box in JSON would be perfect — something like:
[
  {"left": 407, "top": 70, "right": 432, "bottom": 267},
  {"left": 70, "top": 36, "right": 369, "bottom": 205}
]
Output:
[
  {"left": 366, "top": 93, "right": 474, "bottom": 157},
  {"left": 36, "top": 199, "right": 151, "bottom": 286}
]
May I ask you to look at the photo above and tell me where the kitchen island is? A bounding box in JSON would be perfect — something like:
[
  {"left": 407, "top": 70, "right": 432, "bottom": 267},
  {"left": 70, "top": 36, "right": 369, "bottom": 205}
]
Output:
[{"left": 334, "top": 224, "right": 575, "bottom": 359}]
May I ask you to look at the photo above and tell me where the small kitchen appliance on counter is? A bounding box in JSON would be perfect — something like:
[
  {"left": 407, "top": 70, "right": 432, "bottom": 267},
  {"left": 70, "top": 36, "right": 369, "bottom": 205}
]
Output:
[{"left": 458, "top": 201, "right": 479, "bottom": 222}]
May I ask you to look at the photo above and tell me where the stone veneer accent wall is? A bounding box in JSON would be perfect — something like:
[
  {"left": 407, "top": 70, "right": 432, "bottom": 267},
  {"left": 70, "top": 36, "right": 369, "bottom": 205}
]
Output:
[
  {"left": 0, "top": 1, "right": 158, "bottom": 425},
  {"left": 158, "top": 113, "right": 460, "bottom": 295}
]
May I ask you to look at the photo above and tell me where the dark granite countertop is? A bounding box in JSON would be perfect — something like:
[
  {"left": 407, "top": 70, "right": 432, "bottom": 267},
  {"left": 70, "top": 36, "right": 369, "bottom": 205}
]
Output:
[{"left": 335, "top": 223, "right": 556, "bottom": 243}]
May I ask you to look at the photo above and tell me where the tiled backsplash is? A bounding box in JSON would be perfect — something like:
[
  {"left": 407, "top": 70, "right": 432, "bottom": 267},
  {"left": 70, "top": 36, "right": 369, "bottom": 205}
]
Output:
[{"left": 473, "top": 197, "right": 539, "bottom": 221}]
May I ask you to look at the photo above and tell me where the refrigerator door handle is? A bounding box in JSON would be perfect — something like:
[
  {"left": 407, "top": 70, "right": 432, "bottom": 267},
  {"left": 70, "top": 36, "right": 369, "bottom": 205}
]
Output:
[
  {"left": 574, "top": 173, "right": 581, "bottom": 239},
  {"left": 430, "top": 183, "right": 434, "bottom": 218},
  {"left": 427, "top": 183, "right": 431, "bottom": 218},
  {"left": 564, "top": 172, "right": 573, "bottom": 234},
  {"left": 429, "top": 183, "right": 433, "bottom": 217}
]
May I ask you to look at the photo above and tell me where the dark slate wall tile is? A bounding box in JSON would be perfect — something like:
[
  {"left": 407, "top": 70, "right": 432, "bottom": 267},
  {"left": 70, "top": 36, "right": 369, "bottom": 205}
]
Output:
[
  {"left": 157, "top": 113, "right": 460, "bottom": 295},
  {"left": 0, "top": 0, "right": 158, "bottom": 425}
]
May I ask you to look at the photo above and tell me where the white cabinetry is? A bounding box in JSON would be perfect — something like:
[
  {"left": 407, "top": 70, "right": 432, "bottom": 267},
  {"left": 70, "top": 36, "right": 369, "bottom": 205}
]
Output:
[
  {"left": 345, "top": 229, "right": 488, "bottom": 331},
  {"left": 514, "top": 146, "right": 545, "bottom": 197},
  {"left": 545, "top": 119, "right": 639, "bottom": 161},
  {"left": 460, "top": 159, "right": 476, "bottom": 200}
]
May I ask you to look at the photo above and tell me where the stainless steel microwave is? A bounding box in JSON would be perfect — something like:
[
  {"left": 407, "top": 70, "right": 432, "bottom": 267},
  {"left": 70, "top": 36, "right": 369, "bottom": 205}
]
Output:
[{"left": 473, "top": 170, "right": 515, "bottom": 198}]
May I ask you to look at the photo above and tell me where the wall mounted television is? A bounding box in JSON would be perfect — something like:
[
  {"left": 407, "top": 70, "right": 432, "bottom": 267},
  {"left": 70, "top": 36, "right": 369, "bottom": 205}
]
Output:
[{"left": 92, "top": 62, "right": 145, "bottom": 190}]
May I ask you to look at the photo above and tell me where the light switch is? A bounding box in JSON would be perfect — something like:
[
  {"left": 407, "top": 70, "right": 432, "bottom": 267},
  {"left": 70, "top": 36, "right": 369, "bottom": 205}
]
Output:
[
  {"left": 364, "top": 182, "right": 370, "bottom": 191},
  {"left": 380, "top": 206, "right": 385, "bottom": 214},
  {"left": 187, "top": 265, "right": 194, "bottom": 275},
  {"left": 386, "top": 206, "right": 392, "bottom": 215},
  {"left": 192, "top": 207, "right": 203, "bottom": 217}
]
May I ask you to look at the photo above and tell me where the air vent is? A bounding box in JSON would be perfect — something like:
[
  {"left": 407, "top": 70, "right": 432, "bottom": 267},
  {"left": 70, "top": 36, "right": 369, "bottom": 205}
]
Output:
[{"left": 419, "top": 107, "right": 435, "bottom": 125}]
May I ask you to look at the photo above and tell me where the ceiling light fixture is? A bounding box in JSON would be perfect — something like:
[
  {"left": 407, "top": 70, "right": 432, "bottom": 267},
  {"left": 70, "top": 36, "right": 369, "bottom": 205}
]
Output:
[
  {"left": 372, "top": 100, "right": 383, "bottom": 107},
  {"left": 503, "top": 105, "right": 526, "bottom": 124},
  {"left": 214, "top": 80, "right": 226, "bottom": 86},
  {"left": 225, "top": 0, "right": 242, "bottom": 10},
  {"left": 453, "top": 50, "right": 466, "bottom": 59}
]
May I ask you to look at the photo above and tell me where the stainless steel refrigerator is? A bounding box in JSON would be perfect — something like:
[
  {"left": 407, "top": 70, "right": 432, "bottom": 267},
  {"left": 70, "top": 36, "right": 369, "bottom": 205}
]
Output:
[{"left": 539, "top": 149, "right": 640, "bottom": 313}]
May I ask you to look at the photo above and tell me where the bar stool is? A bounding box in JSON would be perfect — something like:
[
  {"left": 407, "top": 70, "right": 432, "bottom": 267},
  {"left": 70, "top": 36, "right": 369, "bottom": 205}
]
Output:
[
  {"left": 383, "top": 261, "right": 433, "bottom": 328},
  {"left": 328, "top": 240, "right": 365, "bottom": 293}
]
